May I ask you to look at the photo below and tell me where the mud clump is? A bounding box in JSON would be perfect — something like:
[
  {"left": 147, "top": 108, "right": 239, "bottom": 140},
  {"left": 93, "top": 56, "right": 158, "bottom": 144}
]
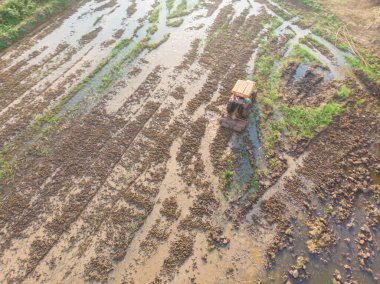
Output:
[
  {"left": 84, "top": 256, "right": 114, "bottom": 282},
  {"left": 160, "top": 197, "right": 180, "bottom": 220},
  {"left": 265, "top": 220, "right": 293, "bottom": 267},
  {"left": 79, "top": 27, "right": 103, "bottom": 45},
  {"left": 162, "top": 234, "right": 194, "bottom": 276},
  {"left": 261, "top": 195, "right": 287, "bottom": 224},
  {"left": 190, "top": 190, "right": 219, "bottom": 217},
  {"left": 287, "top": 256, "right": 309, "bottom": 281},
  {"left": 176, "top": 117, "right": 207, "bottom": 184},
  {"left": 94, "top": 0, "right": 117, "bottom": 12},
  {"left": 210, "top": 127, "right": 234, "bottom": 174},
  {"left": 127, "top": 0, "right": 137, "bottom": 16},
  {"left": 170, "top": 86, "right": 185, "bottom": 100},
  {"left": 356, "top": 224, "right": 375, "bottom": 273},
  {"left": 140, "top": 220, "right": 170, "bottom": 256},
  {"left": 179, "top": 191, "right": 219, "bottom": 231},
  {"left": 26, "top": 237, "right": 55, "bottom": 276},
  {"left": 207, "top": 227, "right": 230, "bottom": 249},
  {"left": 177, "top": 39, "right": 201, "bottom": 70},
  {"left": 305, "top": 217, "right": 336, "bottom": 254}
]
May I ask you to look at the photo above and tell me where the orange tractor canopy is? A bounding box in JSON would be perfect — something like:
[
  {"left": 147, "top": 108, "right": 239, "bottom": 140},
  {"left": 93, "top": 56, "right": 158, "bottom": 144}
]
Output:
[
  {"left": 231, "top": 79, "right": 256, "bottom": 99},
  {"left": 220, "top": 80, "right": 257, "bottom": 132}
]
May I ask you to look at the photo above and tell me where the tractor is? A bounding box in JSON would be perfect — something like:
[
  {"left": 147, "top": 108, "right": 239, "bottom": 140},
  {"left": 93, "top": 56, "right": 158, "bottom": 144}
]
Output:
[{"left": 220, "top": 80, "right": 256, "bottom": 132}]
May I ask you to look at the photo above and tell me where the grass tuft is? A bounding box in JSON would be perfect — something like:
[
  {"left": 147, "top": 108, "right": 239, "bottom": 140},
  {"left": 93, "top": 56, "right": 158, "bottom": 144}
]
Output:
[
  {"left": 167, "top": 0, "right": 187, "bottom": 19},
  {"left": 223, "top": 160, "right": 233, "bottom": 188},
  {"left": 336, "top": 85, "right": 351, "bottom": 99},
  {"left": 166, "top": 18, "right": 183, "bottom": 27},
  {"left": 166, "top": 0, "right": 174, "bottom": 11},
  {"left": 147, "top": 25, "right": 158, "bottom": 35},
  {"left": 289, "top": 44, "right": 321, "bottom": 65},
  {"left": 148, "top": 6, "right": 160, "bottom": 23}
]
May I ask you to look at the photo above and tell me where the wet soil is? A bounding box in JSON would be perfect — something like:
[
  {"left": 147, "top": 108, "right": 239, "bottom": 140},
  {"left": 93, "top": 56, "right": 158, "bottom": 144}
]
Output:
[{"left": 0, "top": 0, "right": 379, "bottom": 283}]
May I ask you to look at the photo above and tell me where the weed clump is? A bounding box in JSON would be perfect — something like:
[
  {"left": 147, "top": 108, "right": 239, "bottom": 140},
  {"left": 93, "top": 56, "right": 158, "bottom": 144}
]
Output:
[
  {"left": 166, "top": 0, "right": 174, "bottom": 11},
  {"left": 336, "top": 85, "right": 351, "bottom": 99},
  {"left": 148, "top": 6, "right": 160, "bottom": 23},
  {"left": 166, "top": 18, "right": 183, "bottom": 27},
  {"left": 167, "top": 0, "right": 188, "bottom": 19},
  {"left": 223, "top": 160, "right": 233, "bottom": 188},
  {"left": 147, "top": 25, "right": 158, "bottom": 35}
]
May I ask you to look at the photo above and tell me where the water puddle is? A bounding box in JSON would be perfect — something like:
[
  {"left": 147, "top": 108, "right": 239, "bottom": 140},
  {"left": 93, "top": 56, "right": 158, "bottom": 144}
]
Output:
[
  {"left": 247, "top": 105, "right": 266, "bottom": 169},
  {"left": 230, "top": 134, "right": 254, "bottom": 189},
  {"left": 293, "top": 62, "right": 333, "bottom": 82},
  {"left": 262, "top": 189, "right": 378, "bottom": 284},
  {"left": 271, "top": 14, "right": 352, "bottom": 81}
]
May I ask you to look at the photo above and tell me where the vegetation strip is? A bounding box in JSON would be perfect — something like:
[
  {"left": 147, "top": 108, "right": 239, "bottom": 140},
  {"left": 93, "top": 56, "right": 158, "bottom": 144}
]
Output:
[{"left": 0, "top": 0, "right": 82, "bottom": 51}]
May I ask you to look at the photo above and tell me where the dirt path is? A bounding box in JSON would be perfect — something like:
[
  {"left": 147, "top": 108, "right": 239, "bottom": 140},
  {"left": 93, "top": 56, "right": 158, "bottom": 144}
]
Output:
[{"left": 0, "top": 0, "right": 379, "bottom": 283}]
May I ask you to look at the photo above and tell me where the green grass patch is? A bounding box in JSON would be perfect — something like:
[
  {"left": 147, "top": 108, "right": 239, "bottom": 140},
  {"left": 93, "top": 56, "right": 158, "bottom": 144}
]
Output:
[
  {"left": 0, "top": 146, "right": 12, "bottom": 182},
  {"left": 296, "top": 0, "right": 320, "bottom": 11},
  {"left": 166, "top": 18, "right": 183, "bottom": 27},
  {"left": 206, "top": 20, "right": 228, "bottom": 45},
  {"left": 223, "top": 160, "right": 233, "bottom": 188},
  {"left": 35, "top": 111, "right": 60, "bottom": 125},
  {"left": 337, "top": 42, "right": 349, "bottom": 52},
  {"left": 336, "top": 85, "right": 351, "bottom": 99},
  {"left": 39, "top": 146, "right": 50, "bottom": 156},
  {"left": 148, "top": 6, "right": 160, "bottom": 23},
  {"left": 309, "top": 12, "right": 341, "bottom": 43},
  {"left": 299, "top": 34, "right": 333, "bottom": 59},
  {"left": 281, "top": 103, "right": 343, "bottom": 139},
  {"left": 275, "top": 0, "right": 342, "bottom": 44},
  {"left": 0, "top": 158, "right": 10, "bottom": 181},
  {"left": 99, "top": 74, "right": 113, "bottom": 90},
  {"left": 0, "top": 0, "right": 76, "bottom": 51},
  {"left": 167, "top": 0, "right": 187, "bottom": 19},
  {"left": 97, "top": 34, "right": 170, "bottom": 90},
  {"left": 251, "top": 30, "right": 283, "bottom": 156},
  {"left": 270, "top": 17, "right": 283, "bottom": 29},
  {"left": 147, "top": 25, "right": 158, "bottom": 35},
  {"left": 355, "top": 98, "right": 366, "bottom": 108},
  {"left": 289, "top": 44, "right": 321, "bottom": 65},
  {"left": 345, "top": 53, "right": 380, "bottom": 86},
  {"left": 166, "top": 0, "right": 174, "bottom": 11}
]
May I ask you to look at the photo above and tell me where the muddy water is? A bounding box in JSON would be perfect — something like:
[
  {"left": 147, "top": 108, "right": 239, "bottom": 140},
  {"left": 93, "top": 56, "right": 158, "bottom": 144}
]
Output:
[
  {"left": 264, "top": 195, "right": 378, "bottom": 284},
  {"left": 0, "top": 0, "right": 377, "bottom": 282}
]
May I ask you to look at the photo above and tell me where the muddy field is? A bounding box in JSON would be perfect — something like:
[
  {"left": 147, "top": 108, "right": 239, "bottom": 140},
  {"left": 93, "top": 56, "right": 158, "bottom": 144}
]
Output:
[{"left": 0, "top": 0, "right": 379, "bottom": 283}]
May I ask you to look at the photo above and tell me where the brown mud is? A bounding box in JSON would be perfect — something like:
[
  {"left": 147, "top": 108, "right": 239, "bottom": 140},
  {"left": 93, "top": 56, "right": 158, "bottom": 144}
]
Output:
[{"left": 0, "top": 0, "right": 379, "bottom": 283}]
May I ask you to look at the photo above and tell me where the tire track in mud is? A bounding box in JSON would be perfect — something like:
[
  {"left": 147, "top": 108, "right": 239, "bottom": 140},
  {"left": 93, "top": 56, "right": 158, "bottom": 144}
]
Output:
[
  {"left": 0, "top": 65, "right": 163, "bottom": 225},
  {"left": 2, "top": 53, "right": 197, "bottom": 281},
  {"left": 120, "top": 6, "right": 277, "bottom": 283},
  {"left": 0, "top": 0, "right": 155, "bottom": 149},
  {"left": 27, "top": 69, "right": 196, "bottom": 282},
  {"left": 0, "top": 66, "right": 165, "bottom": 281},
  {"left": 0, "top": 0, "right": 217, "bottom": 236}
]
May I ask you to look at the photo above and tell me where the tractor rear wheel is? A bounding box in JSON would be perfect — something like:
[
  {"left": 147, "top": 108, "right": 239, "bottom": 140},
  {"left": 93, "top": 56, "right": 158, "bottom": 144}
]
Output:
[
  {"left": 227, "top": 101, "right": 237, "bottom": 114},
  {"left": 239, "top": 104, "right": 250, "bottom": 119}
]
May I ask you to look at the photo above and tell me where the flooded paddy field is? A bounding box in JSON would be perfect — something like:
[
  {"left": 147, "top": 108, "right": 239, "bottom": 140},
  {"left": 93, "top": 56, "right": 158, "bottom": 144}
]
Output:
[{"left": 0, "top": 0, "right": 379, "bottom": 283}]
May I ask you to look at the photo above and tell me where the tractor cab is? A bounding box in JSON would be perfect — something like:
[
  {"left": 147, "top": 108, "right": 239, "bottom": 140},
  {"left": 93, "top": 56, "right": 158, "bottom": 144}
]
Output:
[{"left": 220, "top": 80, "right": 256, "bottom": 132}]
